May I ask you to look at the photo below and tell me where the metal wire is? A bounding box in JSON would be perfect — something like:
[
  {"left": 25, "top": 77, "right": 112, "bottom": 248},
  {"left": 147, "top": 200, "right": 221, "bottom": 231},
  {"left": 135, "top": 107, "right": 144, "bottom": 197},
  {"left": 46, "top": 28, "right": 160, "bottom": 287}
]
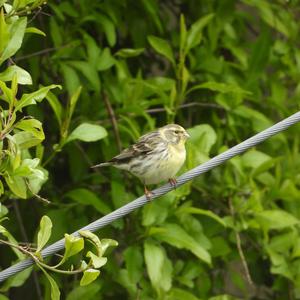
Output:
[{"left": 1, "top": 111, "right": 300, "bottom": 283}]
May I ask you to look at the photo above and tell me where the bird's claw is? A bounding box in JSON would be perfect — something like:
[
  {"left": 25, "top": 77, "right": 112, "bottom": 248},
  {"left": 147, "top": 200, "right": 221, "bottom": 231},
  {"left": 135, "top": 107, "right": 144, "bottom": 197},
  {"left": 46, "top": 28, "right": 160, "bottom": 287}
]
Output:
[
  {"left": 168, "top": 178, "right": 177, "bottom": 189},
  {"left": 144, "top": 186, "right": 154, "bottom": 201}
]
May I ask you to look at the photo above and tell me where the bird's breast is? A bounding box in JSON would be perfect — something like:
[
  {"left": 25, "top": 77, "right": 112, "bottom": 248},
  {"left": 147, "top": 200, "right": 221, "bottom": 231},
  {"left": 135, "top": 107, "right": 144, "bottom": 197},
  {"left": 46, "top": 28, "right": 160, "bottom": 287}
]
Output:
[{"left": 141, "top": 144, "right": 186, "bottom": 185}]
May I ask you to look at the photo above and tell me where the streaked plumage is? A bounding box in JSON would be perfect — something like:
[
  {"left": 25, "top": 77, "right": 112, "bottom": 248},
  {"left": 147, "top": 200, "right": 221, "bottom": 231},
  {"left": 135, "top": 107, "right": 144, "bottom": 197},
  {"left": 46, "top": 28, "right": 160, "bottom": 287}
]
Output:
[{"left": 92, "top": 124, "right": 190, "bottom": 198}]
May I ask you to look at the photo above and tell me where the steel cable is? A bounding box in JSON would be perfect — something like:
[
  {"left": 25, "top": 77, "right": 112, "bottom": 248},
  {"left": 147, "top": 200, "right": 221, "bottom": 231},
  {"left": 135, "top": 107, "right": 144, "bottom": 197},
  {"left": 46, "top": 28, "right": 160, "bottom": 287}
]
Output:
[{"left": 1, "top": 111, "right": 300, "bottom": 282}]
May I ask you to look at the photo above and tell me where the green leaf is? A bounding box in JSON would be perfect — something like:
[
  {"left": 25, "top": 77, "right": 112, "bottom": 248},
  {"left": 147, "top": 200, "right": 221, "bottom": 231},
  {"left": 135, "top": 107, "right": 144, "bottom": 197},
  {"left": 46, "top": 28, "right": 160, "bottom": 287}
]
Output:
[
  {"left": 99, "top": 238, "right": 118, "bottom": 255},
  {"left": 83, "top": 33, "right": 101, "bottom": 64},
  {"left": 45, "top": 91, "right": 63, "bottom": 126},
  {"left": 67, "top": 86, "right": 82, "bottom": 125},
  {"left": 0, "top": 203, "right": 8, "bottom": 219},
  {"left": 242, "top": 149, "right": 272, "bottom": 171},
  {"left": 4, "top": 174, "right": 27, "bottom": 199},
  {"left": 66, "top": 123, "right": 107, "bottom": 143},
  {"left": 177, "top": 206, "right": 226, "bottom": 227},
  {"left": 12, "top": 131, "right": 43, "bottom": 149},
  {"left": 65, "top": 188, "right": 111, "bottom": 215},
  {"left": 79, "top": 230, "right": 102, "bottom": 253},
  {"left": 61, "top": 63, "right": 81, "bottom": 94},
  {"left": 55, "top": 234, "right": 84, "bottom": 267},
  {"left": 15, "top": 84, "right": 61, "bottom": 112},
  {"left": 255, "top": 210, "right": 299, "bottom": 230},
  {"left": 86, "top": 251, "right": 107, "bottom": 268},
  {"left": 80, "top": 269, "right": 100, "bottom": 286},
  {"left": 0, "top": 9, "right": 10, "bottom": 55},
  {"left": 188, "top": 81, "right": 250, "bottom": 96},
  {"left": 247, "top": 27, "right": 272, "bottom": 83},
  {"left": 187, "top": 124, "right": 217, "bottom": 154},
  {"left": 68, "top": 61, "right": 100, "bottom": 92},
  {"left": 66, "top": 283, "right": 101, "bottom": 300},
  {"left": 186, "top": 13, "right": 214, "bottom": 51},
  {"left": 40, "top": 266, "right": 60, "bottom": 300},
  {"left": 0, "top": 295, "right": 11, "bottom": 300},
  {"left": 124, "top": 246, "right": 143, "bottom": 283},
  {"left": 179, "top": 14, "right": 187, "bottom": 56},
  {"left": 167, "top": 288, "right": 201, "bottom": 300},
  {"left": 115, "top": 48, "right": 144, "bottom": 58},
  {"left": 0, "top": 80, "right": 13, "bottom": 104},
  {"left": 148, "top": 35, "right": 175, "bottom": 65},
  {"left": 97, "top": 47, "right": 115, "bottom": 71},
  {"left": 0, "top": 65, "right": 32, "bottom": 85},
  {"left": 15, "top": 119, "right": 45, "bottom": 140},
  {"left": 149, "top": 223, "right": 211, "bottom": 264},
  {"left": 36, "top": 215, "right": 53, "bottom": 253},
  {"left": 144, "top": 240, "right": 172, "bottom": 292},
  {"left": 0, "top": 180, "right": 3, "bottom": 197},
  {"left": 96, "top": 13, "right": 116, "bottom": 47},
  {"left": 0, "top": 17, "right": 27, "bottom": 65},
  {"left": 25, "top": 27, "right": 46, "bottom": 36}
]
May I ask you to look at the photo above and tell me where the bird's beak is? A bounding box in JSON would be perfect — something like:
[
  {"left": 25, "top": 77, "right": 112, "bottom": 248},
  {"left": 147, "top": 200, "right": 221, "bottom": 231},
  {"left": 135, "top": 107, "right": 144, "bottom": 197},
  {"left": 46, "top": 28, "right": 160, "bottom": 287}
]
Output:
[{"left": 184, "top": 131, "right": 190, "bottom": 139}]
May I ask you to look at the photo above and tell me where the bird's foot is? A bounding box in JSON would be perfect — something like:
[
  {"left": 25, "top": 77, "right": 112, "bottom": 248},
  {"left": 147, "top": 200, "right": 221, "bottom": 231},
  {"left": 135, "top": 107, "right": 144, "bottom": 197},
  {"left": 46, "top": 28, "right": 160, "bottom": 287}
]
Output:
[
  {"left": 144, "top": 186, "right": 154, "bottom": 201},
  {"left": 168, "top": 178, "right": 177, "bottom": 189}
]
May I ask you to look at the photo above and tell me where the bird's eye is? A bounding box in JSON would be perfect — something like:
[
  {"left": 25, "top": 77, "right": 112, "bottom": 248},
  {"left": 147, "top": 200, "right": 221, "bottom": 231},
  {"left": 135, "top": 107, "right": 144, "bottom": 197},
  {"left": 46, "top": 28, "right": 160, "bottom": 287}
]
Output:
[{"left": 174, "top": 130, "right": 180, "bottom": 134}]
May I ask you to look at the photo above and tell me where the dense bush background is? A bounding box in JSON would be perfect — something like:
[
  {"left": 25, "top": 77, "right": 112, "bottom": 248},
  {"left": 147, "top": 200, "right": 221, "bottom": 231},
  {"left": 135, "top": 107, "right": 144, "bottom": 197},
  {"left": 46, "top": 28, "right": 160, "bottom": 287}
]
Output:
[{"left": 1, "top": 0, "right": 300, "bottom": 299}]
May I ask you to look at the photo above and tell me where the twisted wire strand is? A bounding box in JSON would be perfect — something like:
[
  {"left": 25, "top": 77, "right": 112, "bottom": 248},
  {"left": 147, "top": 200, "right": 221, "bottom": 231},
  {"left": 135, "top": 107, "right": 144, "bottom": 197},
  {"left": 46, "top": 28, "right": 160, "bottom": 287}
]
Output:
[{"left": 1, "top": 111, "right": 300, "bottom": 283}]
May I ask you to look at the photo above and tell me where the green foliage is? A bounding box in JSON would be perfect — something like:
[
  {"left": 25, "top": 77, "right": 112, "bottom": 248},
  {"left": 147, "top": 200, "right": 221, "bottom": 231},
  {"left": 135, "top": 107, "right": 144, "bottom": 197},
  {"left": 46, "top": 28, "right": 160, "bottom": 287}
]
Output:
[{"left": 1, "top": 0, "right": 300, "bottom": 299}]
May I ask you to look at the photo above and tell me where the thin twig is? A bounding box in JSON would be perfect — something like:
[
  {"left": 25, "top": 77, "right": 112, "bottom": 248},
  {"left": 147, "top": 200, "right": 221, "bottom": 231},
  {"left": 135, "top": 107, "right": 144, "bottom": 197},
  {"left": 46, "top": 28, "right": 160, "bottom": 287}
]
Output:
[
  {"left": 15, "top": 44, "right": 71, "bottom": 61},
  {"left": 75, "top": 142, "right": 94, "bottom": 165},
  {"left": 0, "top": 239, "right": 84, "bottom": 275},
  {"left": 228, "top": 198, "right": 254, "bottom": 286},
  {"left": 12, "top": 201, "right": 43, "bottom": 300},
  {"left": 28, "top": 7, "right": 52, "bottom": 24},
  {"left": 146, "top": 102, "right": 223, "bottom": 114},
  {"left": 102, "top": 92, "right": 122, "bottom": 152}
]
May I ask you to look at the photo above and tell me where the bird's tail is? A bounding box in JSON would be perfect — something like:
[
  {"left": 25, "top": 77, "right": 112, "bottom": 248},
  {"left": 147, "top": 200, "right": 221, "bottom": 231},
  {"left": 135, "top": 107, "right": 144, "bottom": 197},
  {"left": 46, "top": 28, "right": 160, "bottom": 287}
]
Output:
[{"left": 91, "top": 162, "right": 112, "bottom": 168}]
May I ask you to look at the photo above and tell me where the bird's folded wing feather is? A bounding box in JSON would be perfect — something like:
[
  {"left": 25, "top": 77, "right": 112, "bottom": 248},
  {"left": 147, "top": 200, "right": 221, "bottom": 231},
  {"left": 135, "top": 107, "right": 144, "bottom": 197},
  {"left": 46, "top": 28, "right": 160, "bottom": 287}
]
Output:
[{"left": 109, "top": 131, "right": 163, "bottom": 163}]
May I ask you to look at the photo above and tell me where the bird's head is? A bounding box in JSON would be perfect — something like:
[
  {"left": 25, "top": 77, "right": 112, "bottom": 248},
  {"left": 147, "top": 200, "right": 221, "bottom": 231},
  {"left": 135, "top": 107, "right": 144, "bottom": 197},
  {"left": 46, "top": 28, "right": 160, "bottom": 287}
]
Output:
[{"left": 160, "top": 124, "right": 190, "bottom": 145}]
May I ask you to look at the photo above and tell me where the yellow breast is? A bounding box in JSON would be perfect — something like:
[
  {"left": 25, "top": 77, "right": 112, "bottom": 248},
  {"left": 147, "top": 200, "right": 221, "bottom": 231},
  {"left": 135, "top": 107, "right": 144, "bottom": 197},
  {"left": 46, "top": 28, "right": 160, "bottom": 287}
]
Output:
[{"left": 142, "top": 143, "right": 186, "bottom": 185}]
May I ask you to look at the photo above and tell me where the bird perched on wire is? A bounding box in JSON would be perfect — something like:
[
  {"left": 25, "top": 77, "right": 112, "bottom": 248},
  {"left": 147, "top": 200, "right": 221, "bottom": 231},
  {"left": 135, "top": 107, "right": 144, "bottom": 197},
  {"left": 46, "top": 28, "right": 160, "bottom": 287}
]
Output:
[{"left": 91, "top": 124, "right": 190, "bottom": 199}]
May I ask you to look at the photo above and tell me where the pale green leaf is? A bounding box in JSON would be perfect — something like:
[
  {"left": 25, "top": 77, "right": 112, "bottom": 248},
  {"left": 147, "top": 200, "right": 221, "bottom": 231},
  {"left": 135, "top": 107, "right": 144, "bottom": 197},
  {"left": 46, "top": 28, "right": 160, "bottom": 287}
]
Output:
[
  {"left": 55, "top": 234, "right": 84, "bottom": 267},
  {"left": 66, "top": 123, "right": 107, "bottom": 143},
  {"left": 0, "top": 65, "right": 32, "bottom": 85},
  {"left": 25, "top": 27, "right": 46, "bottom": 36},
  {"left": 144, "top": 241, "right": 172, "bottom": 292},
  {"left": 149, "top": 223, "right": 211, "bottom": 264},
  {"left": 186, "top": 14, "right": 214, "bottom": 51},
  {"left": 15, "top": 84, "right": 61, "bottom": 111},
  {"left": 15, "top": 119, "right": 44, "bottom": 140},
  {"left": 36, "top": 215, "right": 52, "bottom": 253},
  {"left": 255, "top": 210, "right": 299, "bottom": 230},
  {"left": 124, "top": 246, "right": 143, "bottom": 283},
  {"left": 177, "top": 206, "right": 226, "bottom": 227},
  {"left": 4, "top": 174, "right": 27, "bottom": 199},
  {"left": 167, "top": 288, "right": 201, "bottom": 300},
  {"left": 80, "top": 269, "right": 100, "bottom": 286},
  {"left": 86, "top": 251, "right": 107, "bottom": 268},
  {"left": 148, "top": 35, "right": 175, "bottom": 65},
  {"left": 40, "top": 266, "right": 60, "bottom": 300},
  {"left": 97, "top": 47, "right": 115, "bottom": 71},
  {"left": 115, "top": 48, "right": 144, "bottom": 58},
  {"left": 0, "top": 17, "right": 27, "bottom": 64}
]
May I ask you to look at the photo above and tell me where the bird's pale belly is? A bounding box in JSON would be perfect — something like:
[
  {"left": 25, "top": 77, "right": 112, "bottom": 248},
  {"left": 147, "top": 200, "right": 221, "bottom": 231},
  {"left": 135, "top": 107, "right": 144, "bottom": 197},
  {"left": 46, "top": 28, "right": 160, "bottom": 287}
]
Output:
[{"left": 134, "top": 146, "right": 186, "bottom": 185}]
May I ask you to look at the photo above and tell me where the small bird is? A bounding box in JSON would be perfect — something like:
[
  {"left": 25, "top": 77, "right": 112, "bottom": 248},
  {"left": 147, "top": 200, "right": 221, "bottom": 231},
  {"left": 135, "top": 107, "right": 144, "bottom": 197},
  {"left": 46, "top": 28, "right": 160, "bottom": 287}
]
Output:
[{"left": 91, "top": 124, "right": 190, "bottom": 199}]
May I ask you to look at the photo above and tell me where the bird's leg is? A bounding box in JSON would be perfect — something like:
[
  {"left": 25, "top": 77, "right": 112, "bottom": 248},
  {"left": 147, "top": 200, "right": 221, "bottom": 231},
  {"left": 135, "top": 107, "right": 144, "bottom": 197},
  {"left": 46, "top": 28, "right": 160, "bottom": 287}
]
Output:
[
  {"left": 144, "top": 185, "right": 153, "bottom": 201},
  {"left": 168, "top": 178, "right": 177, "bottom": 189}
]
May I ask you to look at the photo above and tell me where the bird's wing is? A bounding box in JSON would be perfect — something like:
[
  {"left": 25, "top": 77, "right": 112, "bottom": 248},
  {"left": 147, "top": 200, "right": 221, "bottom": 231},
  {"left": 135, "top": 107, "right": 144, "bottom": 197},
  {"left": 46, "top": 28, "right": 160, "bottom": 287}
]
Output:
[{"left": 109, "top": 131, "right": 164, "bottom": 163}]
